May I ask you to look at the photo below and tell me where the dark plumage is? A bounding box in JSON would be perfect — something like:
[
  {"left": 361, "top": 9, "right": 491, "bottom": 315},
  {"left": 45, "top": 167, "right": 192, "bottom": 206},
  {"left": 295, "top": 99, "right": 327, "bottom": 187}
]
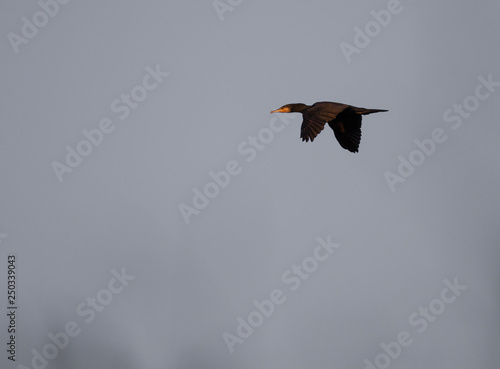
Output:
[{"left": 270, "top": 101, "right": 388, "bottom": 152}]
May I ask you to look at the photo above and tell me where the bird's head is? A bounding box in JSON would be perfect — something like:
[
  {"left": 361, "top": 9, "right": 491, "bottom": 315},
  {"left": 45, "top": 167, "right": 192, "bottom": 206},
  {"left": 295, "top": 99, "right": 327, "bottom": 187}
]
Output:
[{"left": 270, "top": 103, "right": 309, "bottom": 114}]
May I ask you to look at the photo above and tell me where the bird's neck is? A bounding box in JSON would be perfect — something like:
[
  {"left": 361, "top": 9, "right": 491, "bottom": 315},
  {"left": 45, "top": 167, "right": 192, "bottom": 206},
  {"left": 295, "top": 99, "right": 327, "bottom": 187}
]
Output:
[{"left": 290, "top": 103, "right": 310, "bottom": 113}]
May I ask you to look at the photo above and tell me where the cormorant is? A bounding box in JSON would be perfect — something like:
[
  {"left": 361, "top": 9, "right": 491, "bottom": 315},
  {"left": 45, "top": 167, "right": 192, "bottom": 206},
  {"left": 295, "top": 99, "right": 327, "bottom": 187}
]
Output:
[{"left": 270, "top": 101, "right": 387, "bottom": 153}]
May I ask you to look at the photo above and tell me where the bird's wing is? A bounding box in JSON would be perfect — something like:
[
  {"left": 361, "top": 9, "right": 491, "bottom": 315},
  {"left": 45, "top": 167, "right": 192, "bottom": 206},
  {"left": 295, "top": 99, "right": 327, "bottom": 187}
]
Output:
[
  {"left": 300, "top": 115, "right": 327, "bottom": 142},
  {"left": 328, "top": 108, "right": 362, "bottom": 153},
  {"left": 300, "top": 102, "right": 349, "bottom": 142}
]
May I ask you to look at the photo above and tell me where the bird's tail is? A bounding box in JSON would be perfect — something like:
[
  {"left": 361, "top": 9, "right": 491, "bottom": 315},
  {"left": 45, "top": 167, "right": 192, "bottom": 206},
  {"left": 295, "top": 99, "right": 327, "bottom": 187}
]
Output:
[{"left": 356, "top": 108, "right": 388, "bottom": 115}]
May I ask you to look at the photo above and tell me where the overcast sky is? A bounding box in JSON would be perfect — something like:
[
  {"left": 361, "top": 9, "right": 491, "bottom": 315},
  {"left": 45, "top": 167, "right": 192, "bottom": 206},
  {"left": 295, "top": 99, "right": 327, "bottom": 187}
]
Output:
[{"left": 1, "top": 1, "right": 499, "bottom": 369}]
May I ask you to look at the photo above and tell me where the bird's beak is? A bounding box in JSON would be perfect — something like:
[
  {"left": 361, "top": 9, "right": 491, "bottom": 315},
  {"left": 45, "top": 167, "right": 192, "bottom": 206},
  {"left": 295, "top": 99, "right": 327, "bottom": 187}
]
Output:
[{"left": 270, "top": 108, "right": 286, "bottom": 114}]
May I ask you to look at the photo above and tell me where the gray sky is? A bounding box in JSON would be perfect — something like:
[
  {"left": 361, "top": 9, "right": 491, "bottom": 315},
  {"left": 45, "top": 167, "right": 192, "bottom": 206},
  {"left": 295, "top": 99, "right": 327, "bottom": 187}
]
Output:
[{"left": 1, "top": 1, "right": 499, "bottom": 369}]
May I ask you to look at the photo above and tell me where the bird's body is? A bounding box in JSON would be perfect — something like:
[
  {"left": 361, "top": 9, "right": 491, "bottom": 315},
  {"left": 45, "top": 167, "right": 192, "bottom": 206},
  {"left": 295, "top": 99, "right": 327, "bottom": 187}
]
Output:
[{"left": 270, "top": 101, "right": 388, "bottom": 152}]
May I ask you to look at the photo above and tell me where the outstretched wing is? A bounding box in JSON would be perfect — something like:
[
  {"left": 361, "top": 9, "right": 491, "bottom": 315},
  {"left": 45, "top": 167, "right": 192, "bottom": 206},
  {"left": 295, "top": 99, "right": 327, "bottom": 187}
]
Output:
[
  {"left": 328, "top": 108, "right": 362, "bottom": 153},
  {"left": 300, "top": 102, "right": 349, "bottom": 142},
  {"left": 300, "top": 115, "right": 327, "bottom": 142}
]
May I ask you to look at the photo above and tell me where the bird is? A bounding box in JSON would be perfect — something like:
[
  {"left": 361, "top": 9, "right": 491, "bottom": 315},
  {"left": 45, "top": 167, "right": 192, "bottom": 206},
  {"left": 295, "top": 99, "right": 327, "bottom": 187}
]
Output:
[{"left": 270, "top": 101, "right": 388, "bottom": 153}]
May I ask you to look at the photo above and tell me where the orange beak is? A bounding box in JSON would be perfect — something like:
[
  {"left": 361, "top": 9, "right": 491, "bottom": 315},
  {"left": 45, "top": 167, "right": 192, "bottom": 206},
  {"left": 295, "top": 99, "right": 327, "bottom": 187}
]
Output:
[{"left": 270, "top": 107, "right": 288, "bottom": 114}]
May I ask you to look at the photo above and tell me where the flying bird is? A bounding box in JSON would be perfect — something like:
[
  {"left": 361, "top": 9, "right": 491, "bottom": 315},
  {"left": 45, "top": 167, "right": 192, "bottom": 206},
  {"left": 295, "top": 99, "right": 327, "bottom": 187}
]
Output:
[{"left": 270, "top": 101, "right": 388, "bottom": 153}]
